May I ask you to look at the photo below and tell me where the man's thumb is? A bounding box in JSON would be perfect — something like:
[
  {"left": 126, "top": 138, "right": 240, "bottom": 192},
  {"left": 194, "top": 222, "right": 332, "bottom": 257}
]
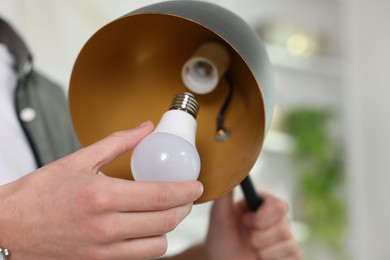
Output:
[
  {"left": 71, "top": 120, "right": 154, "bottom": 173},
  {"left": 210, "top": 192, "right": 235, "bottom": 223}
]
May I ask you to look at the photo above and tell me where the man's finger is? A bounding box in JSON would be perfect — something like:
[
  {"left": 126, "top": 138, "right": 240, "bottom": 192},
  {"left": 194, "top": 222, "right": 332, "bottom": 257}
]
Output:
[
  {"left": 71, "top": 121, "right": 154, "bottom": 172},
  {"left": 248, "top": 218, "right": 292, "bottom": 249},
  {"left": 102, "top": 203, "right": 193, "bottom": 241},
  {"left": 102, "top": 235, "right": 168, "bottom": 260},
  {"left": 95, "top": 177, "right": 203, "bottom": 212},
  {"left": 210, "top": 192, "right": 235, "bottom": 220},
  {"left": 242, "top": 193, "right": 288, "bottom": 229}
]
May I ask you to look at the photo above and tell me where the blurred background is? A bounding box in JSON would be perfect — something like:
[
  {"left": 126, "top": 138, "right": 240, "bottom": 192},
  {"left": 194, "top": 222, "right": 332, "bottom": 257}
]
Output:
[{"left": 1, "top": 0, "right": 389, "bottom": 259}]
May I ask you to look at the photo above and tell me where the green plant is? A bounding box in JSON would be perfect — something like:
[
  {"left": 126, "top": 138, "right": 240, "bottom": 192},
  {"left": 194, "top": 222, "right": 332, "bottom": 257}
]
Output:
[{"left": 286, "top": 108, "right": 345, "bottom": 249}]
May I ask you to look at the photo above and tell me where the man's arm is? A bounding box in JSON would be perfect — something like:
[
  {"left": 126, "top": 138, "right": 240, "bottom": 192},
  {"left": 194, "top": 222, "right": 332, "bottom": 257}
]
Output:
[{"left": 0, "top": 121, "right": 203, "bottom": 259}]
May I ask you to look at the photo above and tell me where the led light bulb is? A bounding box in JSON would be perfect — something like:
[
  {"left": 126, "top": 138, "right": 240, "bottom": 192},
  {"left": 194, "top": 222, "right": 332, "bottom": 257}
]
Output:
[{"left": 131, "top": 93, "right": 201, "bottom": 182}]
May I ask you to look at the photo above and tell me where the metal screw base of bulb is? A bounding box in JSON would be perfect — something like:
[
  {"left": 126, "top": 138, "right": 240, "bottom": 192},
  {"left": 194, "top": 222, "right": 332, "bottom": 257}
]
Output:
[{"left": 169, "top": 93, "right": 199, "bottom": 119}]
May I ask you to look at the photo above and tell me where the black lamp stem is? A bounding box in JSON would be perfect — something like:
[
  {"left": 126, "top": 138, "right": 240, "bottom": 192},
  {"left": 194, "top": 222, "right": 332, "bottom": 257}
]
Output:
[
  {"left": 240, "top": 175, "right": 263, "bottom": 211},
  {"left": 219, "top": 77, "right": 264, "bottom": 211}
]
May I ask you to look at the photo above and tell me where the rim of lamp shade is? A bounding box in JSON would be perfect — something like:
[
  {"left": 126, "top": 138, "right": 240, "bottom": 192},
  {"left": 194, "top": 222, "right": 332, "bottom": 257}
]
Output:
[{"left": 68, "top": 0, "right": 275, "bottom": 203}]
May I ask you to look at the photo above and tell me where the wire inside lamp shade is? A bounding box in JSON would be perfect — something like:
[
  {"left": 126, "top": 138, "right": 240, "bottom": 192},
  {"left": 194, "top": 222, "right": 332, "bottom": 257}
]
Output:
[{"left": 68, "top": 1, "right": 274, "bottom": 203}]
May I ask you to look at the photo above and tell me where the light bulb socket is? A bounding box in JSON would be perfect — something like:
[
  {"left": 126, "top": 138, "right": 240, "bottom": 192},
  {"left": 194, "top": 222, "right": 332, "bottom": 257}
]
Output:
[{"left": 169, "top": 92, "right": 199, "bottom": 119}]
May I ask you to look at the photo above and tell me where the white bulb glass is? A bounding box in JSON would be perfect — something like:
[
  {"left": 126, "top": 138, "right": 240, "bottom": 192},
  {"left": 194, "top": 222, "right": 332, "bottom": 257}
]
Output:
[
  {"left": 131, "top": 132, "right": 200, "bottom": 181},
  {"left": 131, "top": 94, "right": 201, "bottom": 182}
]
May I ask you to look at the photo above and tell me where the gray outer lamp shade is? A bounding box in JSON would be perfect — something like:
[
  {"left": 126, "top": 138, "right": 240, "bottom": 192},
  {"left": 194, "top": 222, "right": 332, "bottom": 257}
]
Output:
[
  {"left": 69, "top": 0, "right": 275, "bottom": 203},
  {"left": 130, "top": 0, "right": 275, "bottom": 132}
]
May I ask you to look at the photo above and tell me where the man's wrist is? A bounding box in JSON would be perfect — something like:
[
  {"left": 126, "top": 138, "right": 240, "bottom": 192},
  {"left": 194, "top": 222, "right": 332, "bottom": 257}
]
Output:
[
  {"left": 0, "top": 248, "right": 9, "bottom": 260},
  {"left": 0, "top": 186, "right": 12, "bottom": 260}
]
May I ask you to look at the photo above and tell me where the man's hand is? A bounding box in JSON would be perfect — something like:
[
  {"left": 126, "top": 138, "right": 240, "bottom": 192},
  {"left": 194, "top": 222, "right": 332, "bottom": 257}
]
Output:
[
  {"left": 0, "top": 121, "right": 203, "bottom": 260},
  {"left": 166, "top": 192, "right": 301, "bottom": 260},
  {"left": 204, "top": 192, "right": 301, "bottom": 260}
]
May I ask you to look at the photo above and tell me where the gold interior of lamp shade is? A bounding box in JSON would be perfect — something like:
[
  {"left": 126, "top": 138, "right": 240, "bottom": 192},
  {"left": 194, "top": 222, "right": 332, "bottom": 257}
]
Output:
[{"left": 69, "top": 13, "right": 265, "bottom": 203}]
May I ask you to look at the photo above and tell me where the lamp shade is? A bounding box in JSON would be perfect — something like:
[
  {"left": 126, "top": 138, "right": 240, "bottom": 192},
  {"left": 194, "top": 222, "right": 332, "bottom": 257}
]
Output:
[{"left": 68, "top": 1, "right": 274, "bottom": 203}]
